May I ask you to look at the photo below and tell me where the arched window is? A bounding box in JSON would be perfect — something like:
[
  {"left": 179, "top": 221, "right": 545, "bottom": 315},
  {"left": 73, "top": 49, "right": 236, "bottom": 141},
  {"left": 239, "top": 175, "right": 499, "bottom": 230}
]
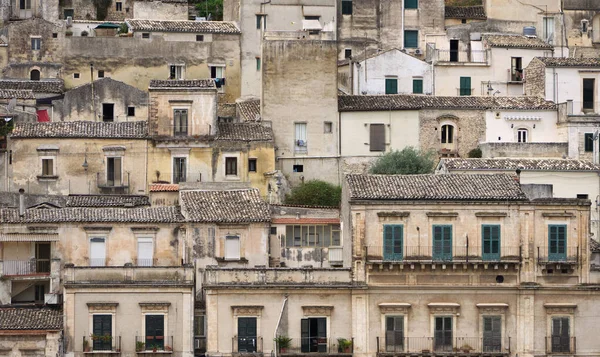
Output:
[
  {"left": 30, "top": 69, "right": 40, "bottom": 81},
  {"left": 517, "top": 128, "right": 528, "bottom": 143},
  {"left": 441, "top": 124, "right": 454, "bottom": 144}
]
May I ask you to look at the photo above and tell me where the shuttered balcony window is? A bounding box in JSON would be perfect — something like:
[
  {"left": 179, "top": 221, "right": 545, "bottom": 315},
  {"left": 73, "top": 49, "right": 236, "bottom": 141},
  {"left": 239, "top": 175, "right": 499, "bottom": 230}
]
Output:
[{"left": 369, "top": 124, "right": 385, "bottom": 152}]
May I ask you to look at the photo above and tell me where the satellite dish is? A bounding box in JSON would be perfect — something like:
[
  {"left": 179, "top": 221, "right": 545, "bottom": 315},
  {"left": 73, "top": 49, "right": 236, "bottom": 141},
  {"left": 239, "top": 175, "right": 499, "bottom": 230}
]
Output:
[{"left": 7, "top": 98, "right": 16, "bottom": 113}]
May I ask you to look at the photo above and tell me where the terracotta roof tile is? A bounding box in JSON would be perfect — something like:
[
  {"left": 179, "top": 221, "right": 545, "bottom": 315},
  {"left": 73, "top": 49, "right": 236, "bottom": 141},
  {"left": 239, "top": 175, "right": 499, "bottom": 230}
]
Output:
[
  {"left": 591, "top": 238, "right": 600, "bottom": 253},
  {"left": 483, "top": 34, "right": 553, "bottom": 49},
  {"left": 126, "top": 19, "right": 240, "bottom": 34},
  {"left": 237, "top": 99, "right": 261, "bottom": 122},
  {"left": 441, "top": 158, "right": 600, "bottom": 171},
  {"left": 338, "top": 95, "right": 556, "bottom": 111},
  {"left": 0, "top": 207, "right": 183, "bottom": 223},
  {"left": 445, "top": 6, "right": 486, "bottom": 19},
  {"left": 215, "top": 123, "right": 273, "bottom": 142},
  {"left": 180, "top": 189, "right": 270, "bottom": 223},
  {"left": 149, "top": 79, "right": 216, "bottom": 89},
  {"left": 346, "top": 174, "right": 527, "bottom": 201},
  {"left": 0, "top": 307, "right": 62, "bottom": 331},
  {"left": 272, "top": 218, "right": 340, "bottom": 224},
  {"left": 66, "top": 195, "right": 150, "bottom": 207},
  {"left": 11, "top": 121, "right": 148, "bottom": 139},
  {"left": 0, "top": 79, "right": 64, "bottom": 94},
  {"left": 535, "top": 57, "right": 600, "bottom": 67},
  {"left": 150, "top": 184, "right": 179, "bottom": 192},
  {"left": 0, "top": 89, "right": 35, "bottom": 99}
]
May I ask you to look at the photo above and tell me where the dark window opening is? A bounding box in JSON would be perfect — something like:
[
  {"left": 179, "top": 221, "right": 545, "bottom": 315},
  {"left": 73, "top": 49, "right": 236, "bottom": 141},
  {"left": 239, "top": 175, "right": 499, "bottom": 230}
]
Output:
[
  {"left": 116, "top": 2, "right": 122, "bottom": 11},
  {"left": 511, "top": 57, "right": 523, "bottom": 81},
  {"left": 52, "top": 33, "right": 58, "bottom": 38},
  {"left": 142, "top": 33, "right": 150, "bottom": 39},
  {"left": 248, "top": 158, "right": 257, "bottom": 172},
  {"left": 127, "top": 106, "right": 135, "bottom": 117},
  {"left": 106, "top": 157, "right": 122, "bottom": 186},
  {"left": 93, "top": 315, "right": 112, "bottom": 351},
  {"left": 98, "top": 70, "right": 104, "bottom": 78},
  {"left": 270, "top": 227, "right": 277, "bottom": 235},
  {"left": 293, "top": 165, "right": 303, "bottom": 173},
  {"left": 173, "top": 157, "right": 186, "bottom": 183},
  {"left": 20, "top": 0, "right": 31, "bottom": 10},
  {"left": 30, "top": 69, "right": 40, "bottom": 81},
  {"left": 344, "top": 49, "right": 352, "bottom": 59},
  {"left": 301, "top": 318, "right": 327, "bottom": 352},
  {"left": 102, "top": 103, "right": 114, "bottom": 122},
  {"left": 145, "top": 315, "right": 165, "bottom": 351},
  {"left": 583, "top": 78, "right": 595, "bottom": 110},
  {"left": 584, "top": 133, "right": 594, "bottom": 152},
  {"left": 73, "top": 73, "right": 80, "bottom": 79},
  {"left": 226, "top": 157, "right": 238, "bottom": 176},
  {"left": 370, "top": 123, "right": 385, "bottom": 152},
  {"left": 449, "top": 39, "right": 459, "bottom": 62},
  {"left": 341, "top": 0, "right": 352, "bottom": 15},
  {"left": 42, "top": 158, "right": 53, "bottom": 176},
  {"left": 461, "top": 18, "right": 467, "bottom": 24},
  {"left": 34, "top": 284, "right": 45, "bottom": 303},
  {"left": 237, "top": 317, "right": 257, "bottom": 353},
  {"left": 551, "top": 317, "right": 570, "bottom": 353},
  {"left": 441, "top": 125, "right": 454, "bottom": 144},
  {"left": 434, "top": 316, "right": 453, "bottom": 352},
  {"left": 482, "top": 316, "right": 502, "bottom": 352},
  {"left": 63, "top": 9, "right": 74, "bottom": 18},
  {"left": 304, "top": 16, "right": 320, "bottom": 20},
  {"left": 385, "top": 316, "right": 404, "bottom": 352},
  {"left": 577, "top": 194, "right": 589, "bottom": 199},
  {"left": 196, "top": 35, "right": 204, "bottom": 41}
]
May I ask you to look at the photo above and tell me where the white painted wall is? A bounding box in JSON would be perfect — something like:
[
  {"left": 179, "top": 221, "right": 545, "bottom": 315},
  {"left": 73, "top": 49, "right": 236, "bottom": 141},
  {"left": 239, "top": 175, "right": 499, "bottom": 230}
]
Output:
[
  {"left": 340, "top": 110, "right": 420, "bottom": 157},
  {"left": 352, "top": 49, "right": 432, "bottom": 95},
  {"left": 545, "top": 67, "right": 600, "bottom": 115},
  {"left": 484, "top": 110, "right": 561, "bottom": 143}
]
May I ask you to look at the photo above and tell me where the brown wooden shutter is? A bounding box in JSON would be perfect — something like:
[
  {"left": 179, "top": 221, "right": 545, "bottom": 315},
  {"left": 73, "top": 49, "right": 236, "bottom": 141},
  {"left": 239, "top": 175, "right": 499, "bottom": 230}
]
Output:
[{"left": 370, "top": 124, "right": 385, "bottom": 151}]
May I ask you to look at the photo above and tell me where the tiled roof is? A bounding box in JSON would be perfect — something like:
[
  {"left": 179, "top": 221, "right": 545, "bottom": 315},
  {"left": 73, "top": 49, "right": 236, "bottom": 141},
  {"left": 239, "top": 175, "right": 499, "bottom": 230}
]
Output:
[
  {"left": 445, "top": 6, "right": 486, "bottom": 19},
  {"left": 149, "top": 184, "right": 179, "bottom": 192},
  {"left": 0, "top": 89, "right": 35, "bottom": 99},
  {"left": 149, "top": 79, "right": 216, "bottom": 89},
  {"left": 0, "top": 79, "right": 64, "bottom": 94},
  {"left": 0, "top": 207, "right": 183, "bottom": 223},
  {"left": 66, "top": 195, "right": 150, "bottom": 207},
  {"left": 441, "top": 158, "right": 600, "bottom": 171},
  {"left": 237, "top": 99, "right": 260, "bottom": 122},
  {"left": 126, "top": 19, "right": 241, "bottom": 34},
  {"left": 215, "top": 123, "right": 274, "bottom": 142},
  {"left": 338, "top": 95, "right": 556, "bottom": 111},
  {"left": 135, "top": 0, "right": 187, "bottom": 3},
  {"left": 272, "top": 218, "right": 340, "bottom": 224},
  {"left": 535, "top": 57, "right": 600, "bottom": 67},
  {"left": 346, "top": 174, "right": 527, "bottom": 201},
  {"left": 0, "top": 307, "right": 62, "bottom": 330},
  {"left": 180, "top": 189, "right": 270, "bottom": 223},
  {"left": 11, "top": 121, "right": 148, "bottom": 139},
  {"left": 591, "top": 238, "right": 600, "bottom": 253},
  {"left": 483, "top": 34, "right": 553, "bottom": 49}
]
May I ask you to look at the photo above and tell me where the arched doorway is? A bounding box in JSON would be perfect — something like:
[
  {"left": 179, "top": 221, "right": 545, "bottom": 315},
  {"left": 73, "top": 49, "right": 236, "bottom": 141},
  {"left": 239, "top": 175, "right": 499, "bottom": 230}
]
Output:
[{"left": 30, "top": 69, "right": 40, "bottom": 81}]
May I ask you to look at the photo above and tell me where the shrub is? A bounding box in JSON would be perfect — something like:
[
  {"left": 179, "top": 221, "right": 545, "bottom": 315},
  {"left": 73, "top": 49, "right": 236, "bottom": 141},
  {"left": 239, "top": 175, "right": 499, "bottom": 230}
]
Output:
[
  {"left": 467, "top": 147, "right": 482, "bottom": 158},
  {"left": 369, "top": 147, "right": 436, "bottom": 175},
  {"left": 285, "top": 180, "right": 341, "bottom": 207}
]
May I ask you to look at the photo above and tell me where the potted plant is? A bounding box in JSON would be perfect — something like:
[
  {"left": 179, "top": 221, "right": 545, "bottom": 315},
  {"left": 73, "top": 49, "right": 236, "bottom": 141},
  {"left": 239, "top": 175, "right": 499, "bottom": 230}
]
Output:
[
  {"left": 136, "top": 341, "right": 145, "bottom": 352},
  {"left": 165, "top": 345, "right": 172, "bottom": 352},
  {"left": 337, "top": 338, "right": 352, "bottom": 353},
  {"left": 460, "top": 344, "right": 473, "bottom": 353},
  {"left": 101, "top": 334, "right": 112, "bottom": 343},
  {"left": 81, "top": 30, "right": 89, "bottom": 37},
  {"left": 66, "top": 30, "right": 73, "bottom": 37},
  {"left": 83, "top": 337, "right": 91, "bottom": 352},
  {"left": 274, "top": 335, "right": 292, "bottom": 353},
  {"left": 151, "top": 344, "right": 158, "bottom": 353}
]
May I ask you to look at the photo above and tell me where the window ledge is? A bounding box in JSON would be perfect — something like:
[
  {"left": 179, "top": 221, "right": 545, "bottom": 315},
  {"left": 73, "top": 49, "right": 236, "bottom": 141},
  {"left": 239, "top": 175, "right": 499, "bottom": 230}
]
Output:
[
  {"left": 136, "top": 352, "right": 173, "bottom": 354},
  {"left": 224, "top": 175, "right": 240, "bottom": 181},
  {"left": 37, "top": 175, "right": 58, "bottom": 181},
  {"left": 215, "top": 257, "right": 249, "bottom": 263}
]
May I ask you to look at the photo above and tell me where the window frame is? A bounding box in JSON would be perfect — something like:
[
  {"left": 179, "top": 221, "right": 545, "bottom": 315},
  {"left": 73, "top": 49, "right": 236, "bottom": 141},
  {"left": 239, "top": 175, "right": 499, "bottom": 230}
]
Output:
[
  {"left": 369, "top": 123, "right": 386, "bottom": 152},
  {"left": 116, "top": 1, "right": 122, "bottom": 11},
  {"left": 173, "top": 108, "right": 188, "bottom": 136},
  {"left": 143, "top": 314, "right": 167, "bottom": 351},
  {"left": 432, "top": 225, "right": 452, "bottom": 261},
  {"left": 142, "top": 33, "right": 150, "bottom": 39},
  {"left": 441, "top": 124, "right": 454, "bottom": 144},
  {"left": 295, "top": 122, "right": 308, "bottom": 153},
  {"left": 517, "top": 128, "right": 528, "bottom": 143},
  {"left": 584, "top": 133, "right": 594, "bottom": 152},
  {"left": 172, "top": 156, "right": 187, "bottom": 184},
  {"left": 481, "top": 224, "right": 501, "bottom": 261},
  {"left": 127, "top": 106, "right": 135, "bottom": 117},
  {"left": 169, "top": 64, "right": 184, "bottom": 80},
  {"left": 548, "top": 224, "right": 567, "bottom": 261},
  {"left": 248, "top": 158, "right": 257, "bottom": 172},
  {"left": 403, "top": 30, "right": 418, "bottom": 48},
  {"left": 341, "top": 0, "right": 352, "bottom": 15},
  {"left": 225, "top": 157, "right": 238, "bottom": 176},
  {"left": 511, "top": 57, "right": 523, "bottom": 82},
  {"left": 385, "top": 77, "right": 398, "bottom": 94},
  {"left": 31, "top": 37, "right": 41, "bottom": 51},
  {"left": 459, "top": 77, "right": 471, "bottom": 96},
  {"left": 89, "top": 236, "right": 107, "bottom": 267},
  {"left": 41, "top": 157, "right": 54, "bottom": 177},
  {"left": 413, "top": 78, "right": 423, "bottom": 94},
  {"left": 324, "top": 121, "right": 333, "bottom": 133},
  {"left": 136, "top": 236, "right": 154, "bottom": 267},
  {"left": 105, "top": 156, "right": 123, "bottom": 187},
  {"left": 98, "top": 70, "right": 105, "bottom": 78},
  {"left": 383, "top": 224, "right": 403, "bottom": 261},
  {"left": 224, "top": 235, "right": 241, "bottom": 260}
]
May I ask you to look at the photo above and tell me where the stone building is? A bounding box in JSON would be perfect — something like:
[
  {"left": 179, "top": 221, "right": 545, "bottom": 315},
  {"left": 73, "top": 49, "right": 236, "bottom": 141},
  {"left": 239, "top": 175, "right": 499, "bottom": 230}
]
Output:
[
  {"left": 57, "top": 0, "right": 187, "bottom": 21},
  {"left": 0, "top": 307, "right": 63, "bottom": 357},
  {"left": 444, "top": 5, "right": 487, "bottom": 27}
]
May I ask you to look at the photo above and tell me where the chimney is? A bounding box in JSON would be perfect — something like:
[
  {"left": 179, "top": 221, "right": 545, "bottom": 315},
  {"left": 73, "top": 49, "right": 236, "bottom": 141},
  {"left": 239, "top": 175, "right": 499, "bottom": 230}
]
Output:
[
  {"left": 19, "top": 188, "right": 25, "bottom": 217},
  {"left": 515, "top": 168, "right": 522, "bottom": 184}
]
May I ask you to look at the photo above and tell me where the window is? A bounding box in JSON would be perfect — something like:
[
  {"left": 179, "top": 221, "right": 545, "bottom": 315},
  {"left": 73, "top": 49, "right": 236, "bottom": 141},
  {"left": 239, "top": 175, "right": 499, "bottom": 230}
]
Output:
[
  {"left": 344, "top": 49, "right": 352, "bottom": 59},
  {"left": 511, "top": 57, "right": 523, "bottom": 81},
  {"left": 225, "top": 157, "right": 238, "bottom": 176},
  {"left": 482, "top": 225, "right": 500, "bottom": 261},
  {"left": 517, "top": 128, "right": 528, "bottom": 143},
  {"left": 145, "top": 315, "right": 165, "bottom": 350},
  {"left": 301, "top": 318, "right": 327, "bottom": 352},
  {"left": 116, "top": 2, "right": 122, "bottom": 11},
  {"left": 248, "top": 158, "right": 257, "bottom": 172},
  {"left": 41, "top": 158, "right": 54, "bottom": 176},
  {"left": 237, "top": 317, "right": 257, "bottom": 353},
  {"left": 256, "top": 57, "right": 261, "bottom": 71},
  {"left": 90, "top": 237, "right": 106, "bottom": 266},
  {"left": 434, "top": 316, "right": 453, "bottom": 352},
  {"left": 383, "top": 225, "right": 403, "bottom": 261},
  {"left": 52, "top": 33, "right": 58, "bottom": 38},
  {"left": 405, "top": 0, "right": 418, "bottom": 9},
  {"left": 73, "top": 73, "right": 80, "bottom": 79},
  {"left": 483, "top": 316, "right": 502, "bottom": 352},
  {"left": 582, "top": 20, "right": 589, "bottom": 33},
  {"left": 324, "top": 122, "right": 332, "bottom": 133},
  {"left": 461, "top": 18, "right": 467, "bottom": 24},
  {"left": 385, "top": 316, "right": 404, "bottom": 352},
  {"left": 295, "top": 123, "right": 307, "bottom": 152},
  {"left": 341, "top": 0, "right": 352, "bottom": 15},
  {"left": 210, "top": 66, "right": 225, "bottom": 87},
  {"left": 31, "top": 38, "right": 41, "bottom": 50},
  {"left": 20, "top": 0, "right": 31, "bottom": 9},
  {"left": 543, "top": 17, "right": 555, "bottom": 44},
  {"left": 30, "top": 69, "right": 40, "bottom": 81},
  {"left": 441, "top": 124, "right": 454, "bottom": 144},
  {"left": 93, "top": 315, "right": 112, "bottom": 351},
  {"left": 548, "top": 224, "right": 567, "bottom": 261},
  {"left": 196, "top": 34, "right": 204, "bottom": 41},
  {"left": 102, "top": 103, "right": 114, "bottom": 122},
  {"left": 551, "top": 317, "right": 570, "bottom": 353},
  {"left": 137, "top": 237, "right": 153, "bottom": 266},
  {"left": 173, "top": 157, "right": 186, "bottom": 183},
  {"left": 169, "top": 65, "right": 183, "bottom": 80},
  {"left": 225, "top": 235, "right": 240, "bottom": 260},
  {"left": 34, "top": 284, "right": 45, "bottom": 303},
  {"left": 577, "top": 194, "right": 589, "bottom": 199},
  {"left": 63, "top": 9, "right": 74, "bottom": 18},
  {"left": 174, "top": 109, "right": 188, "bottom": 135},
  {"left": 450, "top": 39, "right": 459, "bottom": 62},
  {"left": 142, "top": 33, "right": 150, "bottom": 39},
  {"left": 584, "top": 133, "right": 594, "bottom": 152},
  {"left": 583, "top": 78, "right": 595, "bottom": 110},
  {"left": 98, "top": 70, "right": 104, "bottom": 78},
  {"left": 385, "top": 78, "right": 398, "bottom": 94},
  {"left": 459, "top": 77, "right": 471, "bottom": 96},
  {"left": 270, "top": 227, "right": 277, "bottom": 235},
  {"left": 194, "top": 315, "right": 206, "bottom": 337},
  {"left": 432, "top": 225, "right": 452, "bottom": 261},
  {"left": 106, "top": 157, "right": 122, "bottom": 186},
  {"left": 293, "top": 165, "right": 303, "bottom": 172},
  {"left": 304, "top": 16, "right": 320, "bottom": 20},
  {"left": 413, "top": 78, "right": 423, "bottom": 94},
  {"left": 127, "top": 106, "right": 135, "bottom": 117},
  {"left": 404, "top": 30, "right": 418, "bottom": 48},
  {"left": 370, "top": 123, "right": 385, "bottom": 152},
  {"left": 256, "top": 15, "right": 266, "bottom": 30},
  {"left": 284, "top": 225, "right": 337, "bottom": 247}
]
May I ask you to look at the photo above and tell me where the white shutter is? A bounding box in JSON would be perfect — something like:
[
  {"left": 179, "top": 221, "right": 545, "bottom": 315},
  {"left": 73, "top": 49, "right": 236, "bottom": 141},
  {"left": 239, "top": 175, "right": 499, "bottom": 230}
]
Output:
[
  {"left": 137, "top": 237, "right": 153, "bottom": 266},
  {"left": 225, "top": 236, "right": 240, "bottom": 260},
  {"left": 90, "top": 238, "right": 106, "bottom": 266}
]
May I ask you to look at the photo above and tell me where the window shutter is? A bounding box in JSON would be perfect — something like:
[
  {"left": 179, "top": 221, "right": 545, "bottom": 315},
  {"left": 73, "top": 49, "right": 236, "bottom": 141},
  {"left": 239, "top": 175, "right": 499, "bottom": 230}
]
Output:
[
  {"left": 585, "top": 133, "right": 594, "bottom": 152},
  {"left": 460, "top": 77, "right": 471, "bottom": 95},
  {"left": 369, "top": 124, "right": 385, "bottom": 151},
  {"left": 225, "top": 236, "right": 240, "bottom": 259},
  {"left": 404, "top": 30, "right": 418, "bottom": 48},
  {"left": 385, "top": 78, "right": 398, "bottom": 94},
  {"left": 413, "top": 79, "right": 423, "bottom": 94},
  {"left": 341, "top": 0, "right": 352, "bottom": 15},
  {"left": 90, "top": 238, "right": 106, "bottom": 266},
  {"left": 301, "top": 319, "right": 310, "bottom": 353},
  {"left": 405, "top": 0, "right": 418, "bottom": 9}
]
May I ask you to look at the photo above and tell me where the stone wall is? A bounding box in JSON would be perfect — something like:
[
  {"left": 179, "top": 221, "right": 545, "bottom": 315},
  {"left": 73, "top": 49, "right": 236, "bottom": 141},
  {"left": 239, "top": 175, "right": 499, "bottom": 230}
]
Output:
[
  {"left": 480, "top": 142, "right": 568, "bottom": 158},
  {"left": 58, "top": 0, "right": 134, "bottom": 20},
  {"left": 133, "top": 0, "right": 188, "bottom": 20},
  {"left": 524, "top": 57, "right": 546, "bottom": 98},
  {"left": 419, "top": 109, "right": 486, "bottom": 158}
]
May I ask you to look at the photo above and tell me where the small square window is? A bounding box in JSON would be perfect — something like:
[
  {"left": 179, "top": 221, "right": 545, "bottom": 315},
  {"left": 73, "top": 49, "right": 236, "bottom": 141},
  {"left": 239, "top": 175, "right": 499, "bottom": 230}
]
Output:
[
  {"left": 196, "top": 35, "right": 204, "bottom": 41},
  {"left": 461, "top": 18, "right": 467, "bottom": 24},
  {"left": 341, "top": 0, "right": 352, "bottom": 15},
  {"left": 142, "top": 33, "right": 150, "bottom": 39},
  {"left": 127, "top": 106, "right": 135, "bottom": 116},
  {"left": 52, "top": 33, "right": 58, "bottom": 38},
  {"left": 73, "top": 73, "right": 80, "bottom": 79},
  {"left": 304, "top": 16, "right": 320, "bottom": 21},
  {"left": 293, "top": 165, "right": 304, "bottom": 173},
  {"left": 64, "top": 9, "right": 74, "bottom": 18},
  {"left": 344, "top": 49, "right": 352, "bottom": 59},
  {"left": 324, "top": 122, "right": 332, "bottom": 133},
  {"left": 98, "top": 70, "right": 104, "bottom": 78},
  {"left": 256, "top": 57, "right": 261, "bottom": 71},
  {"left": 248, "top": 158, "right": 257, "bottom": 172},
  {"left": 577, "top": 194, "right": 589, "bottom": 199},
  {"left": 270, "top": 227, "right": 277, "bottom": 235},
  {"left": 116, "top": 2, "right": 122, "bottom": 11}
]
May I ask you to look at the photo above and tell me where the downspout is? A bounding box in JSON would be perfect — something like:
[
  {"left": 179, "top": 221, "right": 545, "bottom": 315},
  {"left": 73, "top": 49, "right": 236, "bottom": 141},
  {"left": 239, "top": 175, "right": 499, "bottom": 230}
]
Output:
[
  {"left": 401, "top": 0, "right": 405, "bottom": 50},
  {"left": 273, "top": 295, "right": 288, "bottom": 357}
]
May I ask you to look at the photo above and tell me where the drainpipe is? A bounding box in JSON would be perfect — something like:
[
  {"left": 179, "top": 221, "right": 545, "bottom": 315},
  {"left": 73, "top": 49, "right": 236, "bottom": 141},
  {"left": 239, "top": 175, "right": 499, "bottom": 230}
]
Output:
[
  {"left": 273, "top": 295, "right": 288, "bottom": 357},
  {"left": 19, "top": 188, "right": 25, "bottom": 217},
  {"left": 401, "top": 0, "right": 405, "bottom": 50},
  {"left": 90, "top": 63, "right": 96, "bottom": 121}
]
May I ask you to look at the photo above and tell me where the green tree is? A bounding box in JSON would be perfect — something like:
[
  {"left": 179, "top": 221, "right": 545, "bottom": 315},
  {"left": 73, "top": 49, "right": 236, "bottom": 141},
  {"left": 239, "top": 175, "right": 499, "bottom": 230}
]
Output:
[
  {"left": 369, "top": 147, "right": 436, "bottom": 175},
  {"left": 195, "top": 0, "right": 223, "bottom": 21},
  {"left": 285, "top": 180, "right": 342, "bottom": 207}
]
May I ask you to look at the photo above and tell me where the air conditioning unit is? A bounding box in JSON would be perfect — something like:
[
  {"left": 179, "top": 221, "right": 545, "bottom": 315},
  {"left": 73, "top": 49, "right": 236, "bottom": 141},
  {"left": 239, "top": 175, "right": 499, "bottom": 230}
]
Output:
[
  {"left": 414, "top": 48, "right": 422, "bottom": 55},
  {"left": 45, "top": 293, "right": 63, "bottom": 305},
  {"left": 296, "top": 140, "right": 307, "bottom": 147}
]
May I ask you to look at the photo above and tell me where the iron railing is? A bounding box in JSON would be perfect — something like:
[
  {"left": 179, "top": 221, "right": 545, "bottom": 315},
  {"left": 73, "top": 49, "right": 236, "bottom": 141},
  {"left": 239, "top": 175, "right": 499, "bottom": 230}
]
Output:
[
  {"left": 232, "top": 336, "right": 263, "bottom": 353},
  {"left": 365, "top": 246, "right": 521, "bottom": 263},
  {"left": 537, "top": 246, "right": 579, "bottom": 264},
  {"left": 377, "top": 336, "right": 510, "bottom": 354},
  {"left": 436, "top": 50, "right": 488, "bottom": 63},
  {"left": 135, "top": 335, "right": 174, "bottom": 352},
  {"left": 3, "top": 259, "right": 50, "bottom": 275},
  {"left": 277, "top": 337, "right": 353, "bottom": 354},
  {"left": 546, "top": 336, "right": 575, "bottom": 354},
  {"left": 83, "top": 335, "right": 121, "bottom": 352},
  {"left": 135, "top": 258, "right": 156, "bottom": 267},
  {"left": 97, "top": 172, "right": 130, "bottom": 189}
]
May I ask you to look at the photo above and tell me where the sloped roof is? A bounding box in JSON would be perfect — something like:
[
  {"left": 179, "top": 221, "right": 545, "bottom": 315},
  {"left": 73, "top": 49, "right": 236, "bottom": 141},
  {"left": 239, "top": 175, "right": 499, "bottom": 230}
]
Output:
[
  {"left": 338, "top": 95, "right": 556, "bottom": 111},
  {"left": 0, "top": 79, "right": 64, "bottom": 94},
  {"left": 126, "top": 19, "right": 240, "bottom": 34},
  {"left": 483, "top": 34, "right": 553, "bottom": 49},
  {"left": 0, "top": 89, "right": 35, "bottom": 99},
  {"left": 441, "top": 158, "right": 600, "bottom": 171},
  {"left": 180, "top": 189, "right": 270, "bottom": 223},
  {"left": 149, "top": 79, "right": 216, "bottom": 89},
  {"left": 215, "top": 123, "right": 273, "bottom": 142},
  {"left": 591, "top": 238, "right": 600, "bottom": 253},
  {"left": 11, "top": 121, "right": 148, "bottom": 139},
  {"left": 66, "top": 195, "right": 150, "bottom": 207},
  {"left": 237, "top": 99, "right": 261, "bottom": 122},
  {"left": 534, "top": 57, "right": 600, "bottom": 67},
  {"left": 149, "top": 184, "right": 179, "bottom": 192},
  {"left": 445, "top": 6, "right": 486, "bottom": 19},
  {"left": 0, "top": 307, "right": 62, "bottom": 331},
  {"left": 0, "top": 207, "right": 183, "bottom": 223},
  {"left": 346, "top": 174, "right": 527, "bottom": 201}
]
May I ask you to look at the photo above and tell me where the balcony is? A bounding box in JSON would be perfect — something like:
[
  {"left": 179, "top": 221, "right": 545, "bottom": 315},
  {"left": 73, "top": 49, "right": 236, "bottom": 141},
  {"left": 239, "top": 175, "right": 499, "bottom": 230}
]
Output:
[
  {"left": 83, "top": 336, "right": 121, "bottom": 354},
  {"left": 276, "top": 337, "right": 353, "bottom": 355},
  {"left": 565, "top": 100, "right": 600, "bottom": 116},
  {"left": 202, "top": 267, "right": 352, "bottom": 287},
  {"left": 232, "top": 336, "right": 263, "bottom": 354},
  {"left": 64, "top": 264, "right": 194, "bottom": 286},
  {"left": 545, "top": 336, "right": 575, "bottom": 354},
  {"left": 537, "top": 247, "right": 579, "bottom": 265},
  {"left": 433, "top": 50, "right": 489, "bottom": 65},
  {"left": 456, "top": 88, "right": 474, "bottom": 96},
  {"left": 2, "top": 259, "right": 50, "bottom": 276},
  {"left": 377, "top": 336, "right": 510, "bottom": 355},
  {"left": 365, "top": 246, "right": 521, "bottom": 264},
  {"left": 479, "top": 142, "right": 568, "bottom": 159},
  {"left": 135, "top": 336, "right": 174, "bottom": 353},
  {"left": 97, "top": 172, "right": 130, "bottom": 194}
]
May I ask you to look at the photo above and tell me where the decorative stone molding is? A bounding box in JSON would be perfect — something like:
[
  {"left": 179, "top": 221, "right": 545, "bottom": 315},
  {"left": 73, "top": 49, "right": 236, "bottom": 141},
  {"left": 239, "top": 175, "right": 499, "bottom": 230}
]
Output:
[
  {"left": 302, "top": 305, "right": 334, "bottom": 316},
  {"left": 130, "top": 227, "right": 160, "bottom": 232},
  {"left": 476, "top": 303, "right": 509, "bottom": 314},
  {"left": 426, "top": 212, "right": 459, "bottom": 218},
  {"left": 83, "top": 226, "right": 113, "bottom": 233},
  {"left": 87, "top": 302, "right": 118, "bottom": 313},
  {"left": 378, "top": 303, "right": 411, "bottom": 314},
  {"left": 427, "top": 303, "right": 460, "bottom": 314},
  {"left": 543, "top": 303, "right": 577, "bottom": 314},
  {"left": 232, "top": 306, "right": 264, "bottom": 316},
  {"left": 377, "top": 211, "right": 410, "bottom": 218},
  {"left": 542, "top": 212, "right": 574, "bottom": 218},
  {"left": 139, "top": 302, "right": 171, "bottom": 313},
  {"left": 475, "top": 212, "right": 508, "bottom": 217}
]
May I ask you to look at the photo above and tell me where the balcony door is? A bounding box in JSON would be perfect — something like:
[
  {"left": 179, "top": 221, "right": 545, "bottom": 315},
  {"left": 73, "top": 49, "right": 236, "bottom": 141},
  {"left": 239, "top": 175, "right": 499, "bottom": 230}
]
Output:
[
  {"left": 551, "top": 317, "right": 570, "bottom": 353},
  {"left": 433, "top": 225, "right": 452, "bottom": 261},
  {"left": 237, "top": 317, "right": 257, "bottom": 352},
  {"left": 385, "top": 316, "right": 404, "bottom": 352},
  {"left": 35, "top": 242, "right": 50, "bottom": 273},
  {"left": 383, "top": 225, "right": 403, "bottom": 261},
  {"left": 482, "top": 316, "right": 502, "bottom": 352},
  {"left": 583, "top": 78, "right": 595, "bottom": 111},
  {"left": 93, "top": 315, "right": 112, "bottom": 351},
  {"left": 449, "top": 39, "right": 459, "bottom": 62},
  {"left": 107, "top": 157, "right": 122, "bottom": 187},
  {"left": 434, "top": 316, "right": 453, "bottom": 352},
  {"left": 482, "top": 225, "right": 500, "bottom": 261},
  {"left": 146, "top": 315, "right": 165, "bottom": 350},
  {"left": 301, "top": 317, "right": 327, "bottom": 353},
  {"left": 548, "top": 225, "right": 567, "bottom": 261},
  {"left": 90, "top": 237, "right": 106, "bottom": 266}
]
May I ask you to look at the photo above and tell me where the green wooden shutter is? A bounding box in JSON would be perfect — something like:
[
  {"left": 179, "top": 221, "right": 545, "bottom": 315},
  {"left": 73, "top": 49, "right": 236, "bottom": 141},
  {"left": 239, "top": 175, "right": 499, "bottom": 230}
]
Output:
[
  {"left": 385, "top": 78, "right": 398, "bottom": 94},
  {"left": 548, "top": 225, "right": 567, "bottom": 261},
  {"left": 412, "top": 79, "right": 423, "bottom": 94},
  {"left": 482, "top": 225, "right": 500, "bottom": 261},
  {"left": 405, "top": 0, "right": 418, "bottom": 9},
  {"left": 460, "top": 77, "right": 471, "bottom": 96},
  {"left": 404, "top": 30, "right": 418, "bottom": 48},
  {"left": 384, "top": 225, "right": 403, "bottom": 261},
  {"left": 585, "top": 133, "right": 594, "bottom": 152}
]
